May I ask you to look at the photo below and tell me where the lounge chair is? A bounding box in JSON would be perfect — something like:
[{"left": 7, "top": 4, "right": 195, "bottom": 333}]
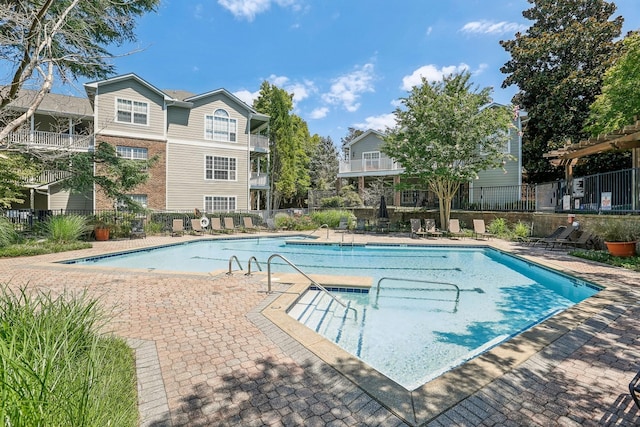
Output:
[
  {"left": 190, "top": 218, "right": 206, "bottom": 235},
  {"left": 534, "top": 226, "right": 574, "bottom": 248},
  {"left": 410, "top": 218, "right": 425, "bottom": 238},
  {"left": 130, "top": 219, "right": 146, "bottom": 239},
  {"left": 336, "top": 217, "right": 349, "bottom": 233},
  {"left": 354, "top": 218, "right": 367, "bottom": 234},
  {"left": 210, "top": 217, "right": 229, "bottom": 233},
  {"left": 526, "top": 226, "right": 566, "bottom": 246},
  {"left": 171, "top": 218, "right": 184, "bottom": 237},
  {"left": 448, "top": 219, "right": 464, "bottom": 239},
  {"left": 554, "top": 230, "right": 595, "bottom": 250},
  {"left": 424, "top": 219, "right": 443, "bottom": 238},
  {"left": 473, "top": 219, "right": 495, "bottom": 240},
  {"left": 266, "top": 218, "right": 279, "bottom": 232},
  {"left": 242, "top": 217, "right": 258, "bottom": 233},
  {"left": 223, "top": 217, "right": 239, "bottom": 233}
]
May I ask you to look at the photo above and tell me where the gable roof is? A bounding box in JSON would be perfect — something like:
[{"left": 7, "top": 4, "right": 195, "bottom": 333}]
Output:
[
  {"left": 5, "top": 88, "right": 93, "bottom": 118},
  {"left": 343, "top": 129, "right": 386, "bottom": 149},
  {"left": 184, "top": 88, "right": 267, "bottom": 119}
]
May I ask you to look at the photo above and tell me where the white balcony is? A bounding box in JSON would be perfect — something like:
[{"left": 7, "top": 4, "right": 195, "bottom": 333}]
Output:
[
  {"left": 250, "top": 173, "right": 269, "bottom": 188},
  {"left": 338, "top": 156, "right": 402, "bottom": 174},
  {"left": 5, "top": 130, "right": 94, "bottom": 151},
  {"left": 250, "top": 134, "right": 269, "bottom": 152},
  {"left": 23, "top": 170, "right": 72, "bottom": 186}
]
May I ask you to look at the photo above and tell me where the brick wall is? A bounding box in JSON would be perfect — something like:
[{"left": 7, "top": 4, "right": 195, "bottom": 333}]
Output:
[{"left": 94, "top": 135, "right": 166, "bottom": 210}]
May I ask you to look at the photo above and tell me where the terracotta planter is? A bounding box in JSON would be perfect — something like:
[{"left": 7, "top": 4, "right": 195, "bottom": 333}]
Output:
[
  {"left": 94, "top": 227, "right": 110, "bottom": 241},
  {"left": 604, "top": 241, "right": 637, "bottom": 257}
]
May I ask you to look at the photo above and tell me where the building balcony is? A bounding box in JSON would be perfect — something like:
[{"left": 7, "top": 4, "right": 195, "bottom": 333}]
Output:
[
  {"left": 250, "top": 134, "right": 269, "bottom": 152},
  {"left": 5, "top": 130, "right": 94, "bottom": 151},
  {"left": 338, "top": 156, "right": 403, "bottom": 176},
  {"left": 250, "top": 173, "right": 269, "bottom": 189},
  {"left": 22, "top": 170, "right": 72, "bottom": 187}
]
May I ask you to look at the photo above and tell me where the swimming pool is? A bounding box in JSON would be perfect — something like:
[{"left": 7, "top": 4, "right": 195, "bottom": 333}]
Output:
[{"left": 64, "top": 237, "right": 600, "bottom": 390}]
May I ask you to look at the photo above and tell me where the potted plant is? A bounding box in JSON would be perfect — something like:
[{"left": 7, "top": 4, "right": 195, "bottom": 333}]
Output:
[
  {"left": 91, "top": 216, "right": 111, "bottom": 241},
  {"left": 590, "top": 218, "right": 640, "bottom": 257}
]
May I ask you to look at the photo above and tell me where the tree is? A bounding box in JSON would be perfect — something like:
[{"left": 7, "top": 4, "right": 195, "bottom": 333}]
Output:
[
  {"left": 340, "top": 127, "right": 363, "bottom": 158},
  {"left": 382, "top": 72, "right": 513, "bottom": 230},
  {"left": 309, "top": 136, "right": 339, "bottom": 191},
  {"left": 586, "top": 31, "right": 640, "bottom": 135},
  {"left": 500, "top": 0, "right": 623, "bottom": 182},
  {"left": 0, "top": 0, "right": 159, "bottom": 208},
  {"left": 0, "top": 153, "right": 39, "bottom": 208},
  {"left": 253, "top": 81, "right": 312, "bottom": 209}
]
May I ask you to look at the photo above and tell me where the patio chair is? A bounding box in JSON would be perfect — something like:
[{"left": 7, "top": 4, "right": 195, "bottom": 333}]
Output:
[
  {"left": 130, "top": 219, "right": 146, "bottom": 239},
  {"left": 410, "top": 218, "right": 425, "bottom": 238},
  {"left": 210, "top": 217, "right": 230, "bottom": 234},
  {"left": 336, "top": 217, "right": 349, "bottom": 233},
  {"left": 242, "top": 216, "right": 258, "bottom": 233},
  {"left": 266, "top": 218, "right": 279, "bottom": 232},
  {"left": 448, "top": 219, "right": 464, "bottom": 239},
  {"left": 190, "top": 218, "right": 206, "bottom": 235},
  {"left": 553, "top": 230, "right": 595, "bottom": 250},
  {"left": 354, "top": 218, "right": 367, "bottom": 234},
  {"left": 534, "top": 226, "right": 574, "bottom": 248},
  {"left": 223, "top": 217, "right": 239, "bottom": 233},
  {"left": 424, "top": 219, "right": 443, "bottom": 238},
  {"left": 526, "top": 226, "right": 567, "bottom": 246},
  {"left": 630, "top": 369, "right": 640, "bottom": 410},
  {"left": 171, "top": 218, "right": 184, "bottom": 237},
  {"left": 473, "top": 219, "right": 495, "bottom": 240}
]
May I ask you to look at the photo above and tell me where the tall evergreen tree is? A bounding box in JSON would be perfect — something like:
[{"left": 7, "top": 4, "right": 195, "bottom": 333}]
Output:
[
  {"left": 309, "top": 136, "right": 339, "bottom": 191},
  {"left": 500, "top": 0, "right": 623, "bottom": 182}
]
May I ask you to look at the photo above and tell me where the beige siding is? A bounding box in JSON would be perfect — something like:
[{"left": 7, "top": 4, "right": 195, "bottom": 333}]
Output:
[
  {"left": 475, "top": 127, "right": 520, "bottom": 188},
  {"left": 167, "top": 95, "right": 249, "bottom": 148},
  {"left": 94, "top": 80, "right": 165, "bottom": 138},
  {"left": 350, "top": 133, "right": 384, "bottom": 160},
  {"left": 49, "top": 185, "right": 93, "bottom": 211},
  {"left": 166, "top": 143, "right": 249, "bottom": 210}
]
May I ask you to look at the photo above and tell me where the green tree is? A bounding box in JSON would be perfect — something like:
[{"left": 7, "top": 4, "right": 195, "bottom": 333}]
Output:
[
  {"left": 586, "top": 31, "right": 640, "bottom": 135},
  {"left": 0, "top": 153, "right": 40, "bottom": 208},
  {"left": 383, "top": 72, "right": 513, "bottom": 229},
  {"left": 0, "top": 0, "right": 159, "bottom": 208},
  {"left": 309, "top": 136, "right": 339, "bottom": 191},
  {"left": 500, "top": 0, "right": 623, "bottom": 182},
  {"left": 253, "top": 82, "right": 312, "bottom": 209}
]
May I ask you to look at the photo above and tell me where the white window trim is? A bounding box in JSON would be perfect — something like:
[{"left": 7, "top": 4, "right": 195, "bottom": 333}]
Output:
[
  {"left": 204, "top": 195, "right": 237, "bottom": 212},
  {"left": 116, "top": 145, "right": 148, "bottom": 160},
  {"left": 115, "top": 97, "right": 149, "bottom": 126},
  {"left": 362, "top": 151, "right": 381, "bottom": 170},
  {"left": 204, "top": 155, "right": 238, "bottom": 181},
  {"left": 204, "top": 109, "right": 237, "bottom": 142}
]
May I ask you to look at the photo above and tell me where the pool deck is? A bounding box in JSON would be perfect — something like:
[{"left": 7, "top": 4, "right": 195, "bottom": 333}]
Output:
[{"left": 2, "top": 230, "right": 640, "bottom": 426}]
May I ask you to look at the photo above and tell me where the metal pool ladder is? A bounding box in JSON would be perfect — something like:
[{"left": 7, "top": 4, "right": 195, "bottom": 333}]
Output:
[
  {"left": 375, "top": 277, "right": 461, "bottom": 302},
  {"left": 267, "top": 253, "right": 357, "bottom": 318}
]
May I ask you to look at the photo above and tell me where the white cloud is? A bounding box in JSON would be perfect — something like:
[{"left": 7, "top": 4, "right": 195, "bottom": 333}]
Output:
[
  {"left": 267, "top": 75, "right": 316, "bottom": 107},
  {"left": 353, "top": 113, "right": 397, "bottom": 132},
  {"left": 460, "top": 20, "right": 527, "bottom": 35},
  {"left": 426, "top": 26, "right": 433, "bottom": 36},
  {"left": 218, "top": 0, "right": 301, "bottom": 21},
  {"left": 234, "top": 89, "right": 260, "bottom": 106},
  {"left": 322, "top": 63, "right": 375, "bottom": 112},
  {"left": 401, "top": 63, "right": 470, "bottom": 90},
  {"left": 309, "top": 107, "right": 329, "bottom": 119}
]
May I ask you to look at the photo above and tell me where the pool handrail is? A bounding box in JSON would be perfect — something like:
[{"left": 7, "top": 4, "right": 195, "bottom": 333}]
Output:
[
  {"left": 304, "top": 224, "right": 329, "bottom": 240},
  {"left": 375, "top": 277, "right": 461, "bottom": 302},
  {"left": 227, "top": 255, "right": 243, "bottom": 275},
  {"left": 245, "top": 256, "right": 262, "bottom": 276},
  {"left": 266, "top": 253, "right": 357, "bottom": 318}
]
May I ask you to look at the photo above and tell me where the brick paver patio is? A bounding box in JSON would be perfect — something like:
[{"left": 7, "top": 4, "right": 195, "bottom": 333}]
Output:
[{"left": 1, "top": 231, "right": 639, "bottom": 426}]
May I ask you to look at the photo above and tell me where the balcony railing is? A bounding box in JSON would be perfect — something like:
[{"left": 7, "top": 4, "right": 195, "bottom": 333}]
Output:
[
  {"left": 339, "top": 157, "right": 401, "bottom": 174},
  {"left": 250, "top": 134, "right": 269, "bottom": 152},
  {"left": 6, "top": 130, "right": 94, "bottom": 151},
  {"left": 250, "top": 173, "right": 269, "bottom": 188},
  {"left": 23, "top": 170, "right": 72, "bottom": 186}
]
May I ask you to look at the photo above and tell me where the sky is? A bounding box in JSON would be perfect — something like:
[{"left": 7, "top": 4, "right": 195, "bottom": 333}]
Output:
[{"left": 67, "top": 0, "right": 640, "bottom": 145}]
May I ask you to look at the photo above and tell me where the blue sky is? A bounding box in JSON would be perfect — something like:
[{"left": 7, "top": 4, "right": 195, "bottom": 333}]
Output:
[{"left": 82, "top": 0, "right": 639, "bottom": 144}]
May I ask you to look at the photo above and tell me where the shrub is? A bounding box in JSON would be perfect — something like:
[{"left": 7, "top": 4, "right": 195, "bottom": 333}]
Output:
[
  {"left": 0, "top": 285, "right": 138, "bottom": 426},
  {"left": 320, "top": 196, "right": 344, "bottom": 208},
  {"left": 0, "top": 217, "right": 19, "bottom": 247},
  {"left": 46, "top": 215, "right": 90, "bottom": 243},
  {"left": 487, "top": 218, "right": 509, "bottom": 237},
  {"left": 512, "top": 221, "right": 531, "bottom": 239},
  {"left": 311, "top": 210, "right": 355, "bottom": 228}
]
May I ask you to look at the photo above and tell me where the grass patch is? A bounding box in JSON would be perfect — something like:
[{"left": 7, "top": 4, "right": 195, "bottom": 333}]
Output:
[
  {"left": 570, "top": 249, "right": 640, "bottom": 272},
  {"left": 0, "top": 240, "right": 92, "bottom": 258},
  {"left": 0, "top": 285, "right": 138, "bottom": 426}
]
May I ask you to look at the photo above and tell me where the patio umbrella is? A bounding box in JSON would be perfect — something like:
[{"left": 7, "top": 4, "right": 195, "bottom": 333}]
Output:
[{"left": 378, "top": 195, "right": 389, "bottom": 220}]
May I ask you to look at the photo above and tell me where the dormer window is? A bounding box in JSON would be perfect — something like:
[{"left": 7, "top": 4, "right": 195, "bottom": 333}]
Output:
[
  {"left": 116, "top": 98, "right": 148, "bottom": 125},
  {"left": 205, "top": 109, "right": 237, "bottom": 142}
]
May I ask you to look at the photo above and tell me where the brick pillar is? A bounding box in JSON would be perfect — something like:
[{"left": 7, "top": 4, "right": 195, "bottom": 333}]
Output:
[
  {"left": 393, "top": 176, "right": 401, "bottom": 206},
  {"left": 358, "top": 176, "right": 365, "bottom": 198}
]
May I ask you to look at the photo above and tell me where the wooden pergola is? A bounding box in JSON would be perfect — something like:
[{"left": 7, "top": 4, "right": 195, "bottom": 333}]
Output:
[{"left": 543, "top": 117, "right": 640, "bottom": 210}]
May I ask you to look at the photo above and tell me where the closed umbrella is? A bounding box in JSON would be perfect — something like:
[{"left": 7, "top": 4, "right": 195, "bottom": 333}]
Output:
[{"left": 378, "top": 195, "right": 389, "bottom": 219}]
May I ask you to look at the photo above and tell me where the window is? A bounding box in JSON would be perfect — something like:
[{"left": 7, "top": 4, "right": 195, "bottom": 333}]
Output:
[
  {"left": 116, "top": 146, "right": 148, "bottom": 160},
  {"left": 116, "top": 98, "right": 148, "bottom": 125},
  {"left": 205, "top": 156, "right": 236, "bottom": 181},
  {"left": 116, "top": 194, "right": 147, "bottom": 210},
  {"left": 363, "top": 151, "right": 380, "bottom": 170},
  {"left": 204, "top": 196, "right": 236, "bottom": 212},
  {"left": 205, "top": 109, "right": 237, "bottom": 142}
]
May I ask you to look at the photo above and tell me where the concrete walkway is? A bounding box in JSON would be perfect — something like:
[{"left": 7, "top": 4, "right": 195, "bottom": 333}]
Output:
[{"left": 1, "top": 231, "right": 639, "bottom": 426}]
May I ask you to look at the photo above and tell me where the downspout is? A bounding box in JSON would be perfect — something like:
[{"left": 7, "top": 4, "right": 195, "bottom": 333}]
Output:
[{"left": 247, "top": 112, "right": 252, "bottom": 211}]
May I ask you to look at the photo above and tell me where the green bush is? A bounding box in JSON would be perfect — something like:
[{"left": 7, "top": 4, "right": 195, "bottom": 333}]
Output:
[
  {"left": 320, "top": 196, "right": 344, "bottom": 208},
  {"left": 0, "top": 217, "right": 19, "bottom": 247},
  {"left": 487, "top": 218, "right": 509, "bottom": 237},
  {"left": 46, "top": 215, "right": 90, "bottom": 243},
  {"left": 0, "top": 285, "right": 138, "bottom": 426},
  {"left": 512, "top": 221, "right": 531, "bottom": 239},
  {"left": 311, "top": 210, "right": 355, "bottom": 228}
]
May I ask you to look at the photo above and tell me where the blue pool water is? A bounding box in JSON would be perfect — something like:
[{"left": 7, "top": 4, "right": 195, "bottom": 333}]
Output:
[{"left": 64, "top": 237, "right": 600, "bottom": 389}]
